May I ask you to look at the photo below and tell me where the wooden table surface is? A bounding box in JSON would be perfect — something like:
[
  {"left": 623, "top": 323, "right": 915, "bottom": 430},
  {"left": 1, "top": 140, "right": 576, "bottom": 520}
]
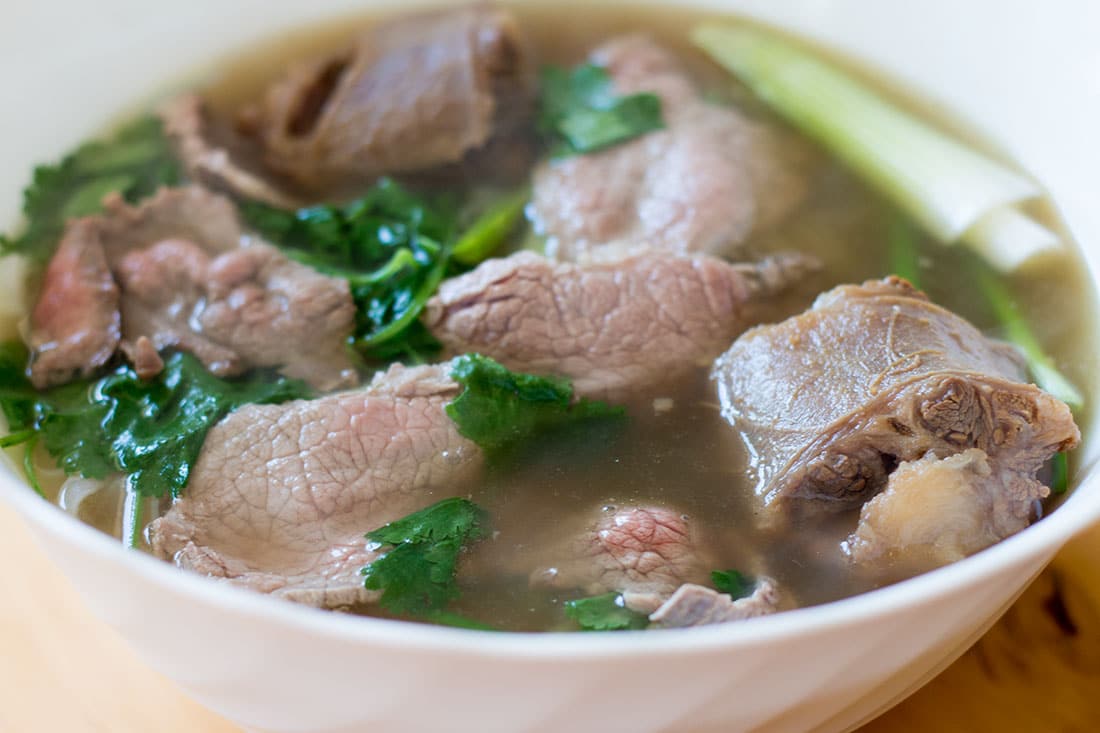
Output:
[{"left": 1, "top": 502, "right": 1098, "bottom": 733}]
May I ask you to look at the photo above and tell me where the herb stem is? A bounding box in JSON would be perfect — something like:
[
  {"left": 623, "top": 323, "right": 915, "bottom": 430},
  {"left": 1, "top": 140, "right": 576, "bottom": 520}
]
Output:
[
  {"left": 123, "top": 487, "right": 145, "bottom": 550},
  {"left": 887, "top": 214, "right": 922, "bottom": 288},
  {"left": 22, "top": 435, "right": 43, "bottom": 498},
  {"left": 1051, "top": 451, "right": 1069, "bottom": 495},
  {"left": 0, "top": 428, "right": 37, "bottom": 448},
  {"left": 974, "top": 264, "right": 1084, "bottom": 410}
]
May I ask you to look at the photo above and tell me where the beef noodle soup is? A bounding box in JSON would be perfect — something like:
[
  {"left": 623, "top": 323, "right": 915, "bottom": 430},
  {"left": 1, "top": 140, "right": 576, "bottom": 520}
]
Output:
[{"left": 0, "top": 2, "right": 1092, "bottom": 632}]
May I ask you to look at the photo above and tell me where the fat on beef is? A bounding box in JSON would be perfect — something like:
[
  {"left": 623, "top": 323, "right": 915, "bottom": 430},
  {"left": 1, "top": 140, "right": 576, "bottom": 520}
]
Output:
[
  {"left": 150, "top": 362, "right": 481, "bottom": 608},
  {"left": 530, "top": 35, "right": 817, "bottom": 262},
  {"left": 423, "top": 250, "right": 818, "bottom": 400},
  {"left": 844, "top": 448, "right": 1047, "bottom": 569}
]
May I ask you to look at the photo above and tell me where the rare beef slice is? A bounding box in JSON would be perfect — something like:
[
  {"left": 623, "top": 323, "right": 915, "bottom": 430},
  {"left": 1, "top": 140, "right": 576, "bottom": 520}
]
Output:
[
  {"left": 712, "top": 277, "right": 1079, "bottom": 534},
  {"left": 27, "top": 186, "right": 357, "bottom": 390},
  {"left": 530, "top": 35, "right": 817, "bottom": 262},
  {"left": 523, "top": 503, "right": 781, "bottom": 626},
  {"left": 528, "top": 504, "right": 713, "bottom": 614},
  {"left": 150, "top": 362, "right": 481, "bottom": 608},
  {"left": 424, "top": 250, "right": 818, "bottom": 400}
]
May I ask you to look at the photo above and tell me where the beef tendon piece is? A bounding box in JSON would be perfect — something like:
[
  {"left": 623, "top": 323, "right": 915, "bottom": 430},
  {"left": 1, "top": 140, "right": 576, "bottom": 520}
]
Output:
[
  {"left": 844, "top": 448, "right": 1049, "bottom": 569},
  {"left": 253, "top": 4, "right": 535, "bottom": 191},
  {"left": 424, "top": 249, "right": 818, "bottom": 400},
  {"left": 150, "top": 362, "right": 482, "bottom": 608},
  {"left": 531, "top": 35, "right": 817, "bottom": 262},
  {"left": 713, "top": 277, "right": 1080, "bottom": 533}
]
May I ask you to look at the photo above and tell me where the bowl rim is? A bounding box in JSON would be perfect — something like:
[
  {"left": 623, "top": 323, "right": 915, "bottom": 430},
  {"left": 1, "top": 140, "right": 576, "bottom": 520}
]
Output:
[{"left": 2, "top": 0, "right": 1100, "bottom": 661}]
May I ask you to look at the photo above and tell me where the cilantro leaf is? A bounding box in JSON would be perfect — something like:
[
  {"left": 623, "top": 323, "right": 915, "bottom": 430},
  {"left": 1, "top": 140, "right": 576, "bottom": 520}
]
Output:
[
  {"left": 0, "top": 347, "right": 310, "bottom": 499},
  {"left": 242, "top": 178, "right": 457, "bottom": 364},
  {"left": 243, "top": 179, "right": 531, "bottom": 366},
  {"left": 538, "top": 63, "right": 665, "bottom": 156},
  {"left": 445, "top": 354, "right": 625, "bottom": 453},
  {"left": 711, "top": 569, "right": 752, "bottom": 599},
  {"left": 361, "top": 497, "right": 488, "bottom": 615},
  {"left": 564, "top": 592, "right": 649, "bottom": 631},
  {"left": 0, "top": 117, "right": 181, "bottom": 262}
]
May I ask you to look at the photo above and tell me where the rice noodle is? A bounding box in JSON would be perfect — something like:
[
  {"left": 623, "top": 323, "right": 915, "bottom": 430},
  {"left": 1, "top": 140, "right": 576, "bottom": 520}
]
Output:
[
  {"left": 57, "top": 477, "right": 105, "bottom": 517},
  {"left": 57, "top": 474, "right": 125, "bottom": 519}
]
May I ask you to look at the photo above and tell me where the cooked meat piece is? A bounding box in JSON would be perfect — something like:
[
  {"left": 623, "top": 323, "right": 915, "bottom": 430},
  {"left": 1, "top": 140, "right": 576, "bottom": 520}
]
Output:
[
  {"left": 649, "top": 577, "right": 780, "bottom": 628},
  {"left": 28, "top": 186, "right": 358, "bottom": 389},
  {"left": 27, "top": 221, "right": 120, "bottom": 388},
  {"left": 94, "top": 186, "right": 242, "bottom": 262},
  {"left": 120, "top": 336, "right": 164, "bottom": 380},
  {"left": 529, "top": 505, "right": 711, "bottom": 614},
  {"left": 531, "top": 35, "right": 816, "bottom": 262},
  {"left": 150, "top": 362, "right": 482, "bottom": 608},
  {"left": 424, "top": 250, "right": 818, "bottom": 400},
  {"left": 116, "top": 239, "right": 358, "bottom": 389},
  {"left": 252, "top": 5, "right": 534, "bottom": 190},
  {"left": 114, "top": 238, "right": 239, "bottom": 374},
  {"left": 844, "top": 448, "right": 1047, "bottom": 568},
  {"left": 159, "top": 94, "right": 306, "bottom": 208},
  {"left": 200, "top": 245, "right": 358, "bottom": 389},
  {"left": 713, "top": 277, "right": 1080, "bottom": 525}
]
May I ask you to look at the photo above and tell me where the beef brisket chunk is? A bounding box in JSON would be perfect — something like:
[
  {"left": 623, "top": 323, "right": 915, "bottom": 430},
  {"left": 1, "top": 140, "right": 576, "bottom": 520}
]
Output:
[
  {"left": 251, "top": 5, "right": 535, "bottom": 191},
  {"left": 712, "top": 277, "right": 1079, "bottom": 540},
  {"left": 531, "top": 35, "right": 817, "bottom": 262}
]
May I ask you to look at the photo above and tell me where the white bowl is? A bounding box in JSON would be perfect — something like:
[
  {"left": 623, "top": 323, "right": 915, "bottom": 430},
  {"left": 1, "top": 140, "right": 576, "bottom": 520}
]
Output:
[{"left": 3, "top": 1, "right": 1099, "bottom": 732}]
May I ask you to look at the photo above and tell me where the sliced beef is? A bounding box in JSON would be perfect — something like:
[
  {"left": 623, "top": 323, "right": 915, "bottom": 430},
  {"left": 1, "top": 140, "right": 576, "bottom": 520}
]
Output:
[
  {"left": 713, "top": 277, "right": 1080, "bottom": 528},
  {"left": 27, "top": 186, "right": 358, "bottom": 390},
  {"left": 116, "top": 239, "right": 358, "bottom": 389},
  {"left": 159, "top": 94, "right": 306, "bottom": 209},
  {"left": 150, "top": 362, "right": 482, "bottom": 608},
  {"left": 424, "top": 250, "right": 818, "bottom": 400},
  {"left": 529, "top": 505, "right": 712, "bottom": 614},
  {"left": 251, "top": 5, "right": 535, "bottom": 191},
  {"left": 94, "top": 186, "right": 242, "bottom": 261},
  {"left": 28, "top": 220, "right": 120, "bottom": 388},
  {"left": 844, "top": 448, "right": 1047, "bottom": 568},
  {"left": 531, "top": 35, "right": 817, "bottom": 262},
  {"left": 649, "top": 577, "right": 780, "bottom": 628}
]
